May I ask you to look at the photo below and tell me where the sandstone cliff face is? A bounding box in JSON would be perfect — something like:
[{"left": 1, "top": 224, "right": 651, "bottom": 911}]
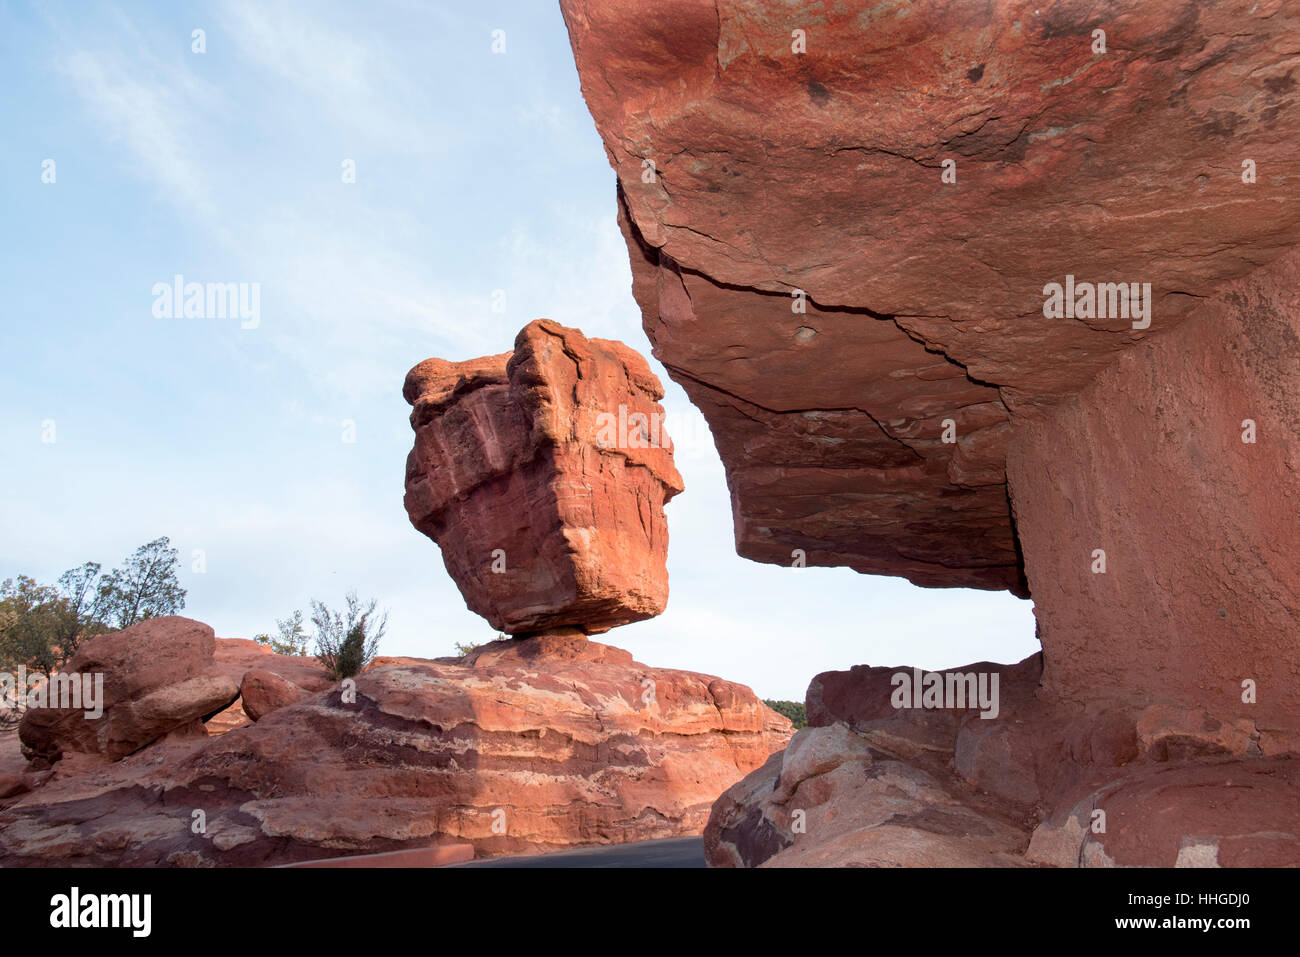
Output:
[
  {"left": 403, "top": 319, "right": 684, "bottom": 634},
  {"left": 561, "top": 0, "right": 1300, "bottom": 592},
  {"left": 0, "top": 628, "right": 791, "bottom": 866},
  {"left": 562, "top": 0, "right": 1300, "bottom": 865},
  {"left": 1007, "top": 248, "right": 1300, "bottom": 731}
]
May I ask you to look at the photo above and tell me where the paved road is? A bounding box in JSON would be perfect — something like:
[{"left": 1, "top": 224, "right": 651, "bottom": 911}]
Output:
[{"left": 449, "top": 836, "right": 707, "bottom": 868}]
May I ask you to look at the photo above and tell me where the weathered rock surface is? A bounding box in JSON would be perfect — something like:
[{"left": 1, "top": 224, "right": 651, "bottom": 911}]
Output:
[
  {"left": 18, "top": 617, "right": 239, "bottom": 762},
  {"left": 211, "top": 638, "right": 333, "bottom": 694},
  {"left": 404, "top": 318, "right": 684, "bottom": 635},
  {"left": 210, "top": 638, "right": 332, "bottom": 730},
  {"left": 239, "top": 670, "right": 306, "bottom": 721},
  {"left": 707, "top": 653, "right": 1300, "bottom": 867},
  {"left": 1006, "top": 248, "right": 1300, "bottom": 729},
  {"left": 0, "top": 629, "right": 791, "bottom": 866},
  {"left": 562, "top": 0, "right": 1300, "bottom": 592},
  {"left": 16, "top": 623, "right": 333, "bottom": 760},
  {"left": 565, "top": 0, "right": 1300, "bottom": 866}
]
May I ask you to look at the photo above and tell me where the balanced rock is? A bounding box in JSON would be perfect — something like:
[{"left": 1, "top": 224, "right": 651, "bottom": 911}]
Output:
[{"left": 403, "top": 319, "right": 684, "bottom": 634}]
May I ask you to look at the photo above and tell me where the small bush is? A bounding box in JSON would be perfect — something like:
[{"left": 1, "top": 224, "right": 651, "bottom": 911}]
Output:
[
  {"left": 453, "top": 633, "right": 509, "bottom": 658},
  {"left": 311, "top": 591, "right": 385, "bottom": 681},
  {"left": 254, "top": 610, "right": 311, "bottom": 656}
]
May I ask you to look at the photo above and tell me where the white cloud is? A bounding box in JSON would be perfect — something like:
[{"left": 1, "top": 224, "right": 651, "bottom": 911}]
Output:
[{"left": 57, "top": 46, "right": 222, "bottom": 217}]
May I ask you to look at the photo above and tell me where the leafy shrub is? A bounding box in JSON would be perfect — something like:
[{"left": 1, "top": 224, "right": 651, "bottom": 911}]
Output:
[{"left": 310, "top": 591, "right": 385, "bottom": 681}]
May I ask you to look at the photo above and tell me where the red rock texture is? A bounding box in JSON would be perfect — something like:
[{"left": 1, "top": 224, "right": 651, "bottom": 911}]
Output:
[
  {"left": 0, "top": 627, "right": 791, "bottom": 866},
  {"left": 403, "top": 319, "right": 684, "bottom": 634},
  {"left": 564, "top": 0, "right": 1300, "bottom": 865},
  {"left": 1006, "top": 247, "right": 1300, "bottom": 735},
  {"left": 211, "top": 637, "right": 333, "bottom": 694},
  {"left": 15, "top": 623, "right": 333, "bottom": 760},
  {"left": 561, "top": 0, "right": 1300, "bottom": 592},
  {"left": 208, "top": 638, "right": 333, "bottom": 731},
  {"left": 18, "top": 617, "right": 239, "bottom": 762},
  {"left": 707, "top": 653, "right": 1300, "bottom": 867},
  {"left": 239, "top": 670, "right": 306, "bottom": 721}
]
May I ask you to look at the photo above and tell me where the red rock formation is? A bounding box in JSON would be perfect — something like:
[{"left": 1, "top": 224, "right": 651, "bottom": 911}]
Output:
[
  {"left": 18, "top": 617, "right": 239, "bottom": 762},
  {"left": 708, "top": 653, "right": 1300, "bottom": 866},
  {"left": 239, "top": 670, "right": 306, "bottom": 721},
  {"left": 1006, "top": 249, "right": 1300, "bottom": 734},
  {"left": 561, "top": 0, "right": 1300, "bottom": 592},
  {"left": 562, "top": 0, "right": 1300, "bottom": 865},
  {"left": 403, "top": 319, "right": 684, "bottom": 634},
  {"left": 0, "top": 627, "right": 791, "bottom": 866},
  {"left": 207, "top": 638, "right": 333, "bottom": 731},
  {"left": 15, "top": 621, "right": 336, "bottom": 759}
]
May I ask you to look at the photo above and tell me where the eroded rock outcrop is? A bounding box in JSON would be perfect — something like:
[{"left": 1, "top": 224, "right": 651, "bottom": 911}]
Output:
[
  {"left": 563, "top": 0, "right": 1300, "bottom": 865},
  {"left": 708, "top": 653, "right": 1300, "bottom": 867},
  {"left": 17, "top": 620, "right": 334, "bottom": 761},
  {"left": 561, "top": 0, "right": 1300, "bottom": 593},
  {"left": 18, "top": 617, "right": 240, "bottom": 762},
  {"left": 0, "top": 629, "right": 791, "bottom": 866},
  {"left": 403, "top": 318, "right": 684, "bottom": 634}
]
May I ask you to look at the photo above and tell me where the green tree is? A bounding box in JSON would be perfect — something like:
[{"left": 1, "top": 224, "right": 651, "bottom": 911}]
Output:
[
  {"left": 0, "top": 576, "right": 62, "bottom": 676},
  {"left": 311, "top": 591, "right": 385, "bottom": 681},
  {"left": 52, "top": 561, "right": 107, "bottom": 662},
  {"left": 97, "top": 537, "right": 186, "bottom": 630},
  {"left": 254, "top": 609, "right": 310, "bottom": 656},
  {"left": 0, "top": 562, "right": 110, "bottom": 680},
  {"left": 763, "top": 699, "right": 807, "bottom": 729}
]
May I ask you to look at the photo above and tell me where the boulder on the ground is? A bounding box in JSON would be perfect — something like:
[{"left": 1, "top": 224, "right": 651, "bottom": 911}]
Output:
[
  {"left": 240, "top": 669, "right": 306, "bottom": 721},
  {"left": 18, "top": 617, "right": 239, "bottom": 762}
]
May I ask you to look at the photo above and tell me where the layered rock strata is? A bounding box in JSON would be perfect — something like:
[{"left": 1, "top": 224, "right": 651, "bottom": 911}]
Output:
[
  {"left": 0, "top": 629, "right": 791, "bottom": 866},
  {"left": 403, "top": 318, "right": 684, "bottom": 634}
]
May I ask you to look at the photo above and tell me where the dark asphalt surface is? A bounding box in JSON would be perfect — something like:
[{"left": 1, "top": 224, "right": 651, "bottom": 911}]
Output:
[{"left": 449, "top": 836, "right": 707, "bottom": 868}]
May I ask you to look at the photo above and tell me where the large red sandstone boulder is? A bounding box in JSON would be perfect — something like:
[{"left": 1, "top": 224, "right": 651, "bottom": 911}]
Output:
[
  {"left": 239, "top": 670, "right": 306, "bottom": 721},
  {"left": 561, "top": 0, "right": 1300, "bottom": 593},
  {"left": 18, "top": 617, "right": 239, "bottom": 762},
  {"left": 0, "top": 631, "right": 791, "bottom": 866},
  {"left": 403, "top": 318, "right": 684, "bottom": 634},
  {"left": 207, "top": 638, "right": 333, "bottom": 731},
  {"left": 211, "top": 638, "right": 333, "bottom": 693}
]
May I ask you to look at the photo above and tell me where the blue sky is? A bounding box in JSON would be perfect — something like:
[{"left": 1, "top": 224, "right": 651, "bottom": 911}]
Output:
[{"left": 0, "top": 0, "right": 1036, "bottom": 700}]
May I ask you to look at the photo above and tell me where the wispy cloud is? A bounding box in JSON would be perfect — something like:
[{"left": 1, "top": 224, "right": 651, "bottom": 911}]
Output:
[
  {"left": 57, "top": 43, "right": 222, "bottom": 218},
  {"left": 217, "top": 0, "right": 460, "bottom": 156}
]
